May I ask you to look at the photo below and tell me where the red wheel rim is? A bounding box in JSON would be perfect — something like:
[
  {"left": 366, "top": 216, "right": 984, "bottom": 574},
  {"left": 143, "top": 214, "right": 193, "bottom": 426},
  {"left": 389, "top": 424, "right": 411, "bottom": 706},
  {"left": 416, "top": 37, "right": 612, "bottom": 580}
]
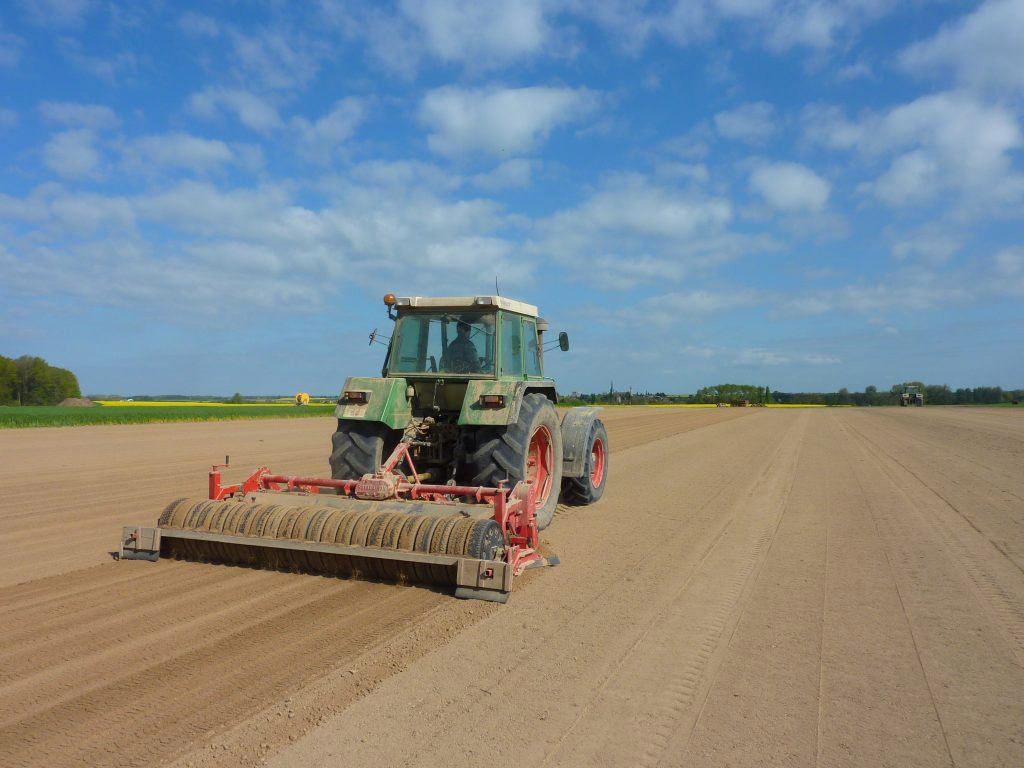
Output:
[
  {"left": 590, "top": 436, "right": 605, "bottom": 487},
  {"left": 525, "top": 425, "right": 554, "bottom": 506}
]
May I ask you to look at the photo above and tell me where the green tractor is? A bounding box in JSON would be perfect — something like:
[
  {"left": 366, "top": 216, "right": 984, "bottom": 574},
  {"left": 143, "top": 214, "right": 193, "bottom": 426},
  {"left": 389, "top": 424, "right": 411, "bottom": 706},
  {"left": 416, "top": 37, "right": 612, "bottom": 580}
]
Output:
[
  {"left": 330, "top": 294, "right": 608, "bottom": 528},
  {"left": 899, "top": 386, "right": 924, "bottom": 407}
]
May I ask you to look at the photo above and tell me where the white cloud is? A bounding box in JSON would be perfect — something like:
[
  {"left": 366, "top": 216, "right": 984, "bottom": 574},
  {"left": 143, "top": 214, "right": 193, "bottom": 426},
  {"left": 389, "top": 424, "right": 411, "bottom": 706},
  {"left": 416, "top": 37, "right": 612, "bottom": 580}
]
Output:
[
  {"left": 734, "top": 348, "right": 840, "bottom": 366},
  {"left": 189, "top": 88, "right": 282, "bottom": 134},
  {"left": 0, "top": 172, "right": 527, "bottom": 314},
  {"left": 58, "top": 38, "right": 137, "bottom": 82},
  {"left": 801, "top": 103, "right": 862, "bottom": 150},
  {"left": 655, "top": 162, "right": 710, "bottom": 183},
  {"left": 227, "top": 28, "right": 321, "bottom": 91},
  {"left": 0, "top": 28, "right": 23, "bottom": 67},
  {"left": 399, "top": 0, "right": 551, "bottom": 64},
  {"left": 714, "top": 101, "right": 777, "bottom": 143},
  {"left": 804, "top": 92, "right": 1024, "bottom": 210},
  {"left": 993, "top": 247, "right": 1024, "bottom": 295},
  {"left": 581, "top": 0, "right": 899, "bottom": 53},
  {"left": 471, "top": 159, "right": 535, "bottom": 190},
  {"left": 39, "top": 101, "right": 119, "bottom": 129},
  {"left": 42, "top": 129, "right": 102, "bottom": 178},
  {"left": 344, "top": 160, "right": 461, "bottom": 192},
  {"left": 546, "top": 174, "right": 731, "bottom": 241},
  {"left": 784, "top": 271, "right": 985, "bottom": 317},
  {"left": 891, "top": 227, "right": 961, "bottom": 265},
  {"left": 422, "top": 235, "right": 534, "bottom": 284},
  {"left": 19, "top": 0, "right": 91, "bottom": 27},
  {"left": 900, "top": 0, "right": 1024, "bottom": 92},
  {"left": 419, "top": 85, "right": 597, "bottom": 157},
  {"left": 764, "top": 3, "right": 840, "bottom": 49},
  {"left": 871, "top": 151, "right": 939, "bottom": 206},
  {"left": 179, "top": 12, "right": 219, "bottom": 37},
  {"left": 616, "top": 289, "right": 759, "bottom": 326},
  {"left": 335, "top": 0, "right": 905, "bottom": 78},
  {"left": 121, "top": 133, "right": 236, "bottom": 174},
  {"left": 528, "top": 173, "right": 769, "bottom": 289},
  {"left": 291, "top": 98, "right": 366, "bottom": 162},
  {"left": 835, "top": 60, "right": 872, "bottom": 82},
  {"left": 749, "top": 162, "right": 831, "bottom": 211}
]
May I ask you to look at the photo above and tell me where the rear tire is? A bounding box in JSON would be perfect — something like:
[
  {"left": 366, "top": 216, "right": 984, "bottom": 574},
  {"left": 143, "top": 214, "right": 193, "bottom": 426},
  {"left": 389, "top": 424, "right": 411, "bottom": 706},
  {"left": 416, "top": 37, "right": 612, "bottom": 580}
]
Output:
[
  {"left": 468, "top": 393, "right": 563, "bottom": 530},
  {"left": 329, "top": 420, "right": 399, "bottom": 480},
  {"left": 561, "top": 420, "right": 608, "bottom": 505}
]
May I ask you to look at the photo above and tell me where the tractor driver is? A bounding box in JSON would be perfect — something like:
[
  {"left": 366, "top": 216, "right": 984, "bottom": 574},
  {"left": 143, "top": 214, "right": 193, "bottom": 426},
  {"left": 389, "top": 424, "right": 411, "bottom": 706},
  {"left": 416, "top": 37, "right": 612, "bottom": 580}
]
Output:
[{"left": 441, "top": 319, "right": 479, "bottom": 373}]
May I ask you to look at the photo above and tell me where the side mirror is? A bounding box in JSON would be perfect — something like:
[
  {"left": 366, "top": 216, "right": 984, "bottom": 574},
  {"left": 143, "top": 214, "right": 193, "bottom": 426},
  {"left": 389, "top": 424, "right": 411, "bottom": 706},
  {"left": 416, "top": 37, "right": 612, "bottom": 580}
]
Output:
[{"left": 559, "top": 331, "right": 569, "bottom": 352}]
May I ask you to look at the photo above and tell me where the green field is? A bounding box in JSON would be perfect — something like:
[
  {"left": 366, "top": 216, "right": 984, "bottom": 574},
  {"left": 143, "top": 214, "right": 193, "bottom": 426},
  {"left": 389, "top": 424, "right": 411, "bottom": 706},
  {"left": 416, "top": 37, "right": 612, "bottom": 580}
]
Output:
[{"left": 0, "top": 404, "right": 337, "bottom": 429}]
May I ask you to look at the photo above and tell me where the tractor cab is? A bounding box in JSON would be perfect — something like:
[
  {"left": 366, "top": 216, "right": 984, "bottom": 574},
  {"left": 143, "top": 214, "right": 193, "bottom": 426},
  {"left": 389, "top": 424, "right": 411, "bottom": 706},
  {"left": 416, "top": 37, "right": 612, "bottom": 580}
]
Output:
[{"left": 382, "top": 295, "right": 564, "bottom": 381}]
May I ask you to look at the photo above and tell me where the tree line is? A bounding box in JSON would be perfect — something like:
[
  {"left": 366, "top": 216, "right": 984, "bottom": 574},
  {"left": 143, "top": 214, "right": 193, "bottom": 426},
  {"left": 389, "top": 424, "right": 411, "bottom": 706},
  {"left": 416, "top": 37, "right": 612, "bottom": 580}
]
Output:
[
  {"left": 0, "top": 356, "right": 82, "bottom": 405},
  {"left": 565, "top": 382, "right": 1023, "bottom": 406}
]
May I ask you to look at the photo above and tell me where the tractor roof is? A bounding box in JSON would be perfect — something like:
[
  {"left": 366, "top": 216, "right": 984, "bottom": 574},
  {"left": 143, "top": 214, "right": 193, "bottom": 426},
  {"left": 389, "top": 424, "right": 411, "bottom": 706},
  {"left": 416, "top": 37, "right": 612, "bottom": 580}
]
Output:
[{"left": 394, "top": 295, "right": 538, "bottom": 317}]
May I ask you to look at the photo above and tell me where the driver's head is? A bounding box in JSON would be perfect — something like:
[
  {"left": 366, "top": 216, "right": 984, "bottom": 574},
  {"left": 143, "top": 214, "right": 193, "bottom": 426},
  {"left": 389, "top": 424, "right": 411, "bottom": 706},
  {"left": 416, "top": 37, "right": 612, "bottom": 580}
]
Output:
[{"left": 456, "top": 320, "right": 471, "bottom": 338}]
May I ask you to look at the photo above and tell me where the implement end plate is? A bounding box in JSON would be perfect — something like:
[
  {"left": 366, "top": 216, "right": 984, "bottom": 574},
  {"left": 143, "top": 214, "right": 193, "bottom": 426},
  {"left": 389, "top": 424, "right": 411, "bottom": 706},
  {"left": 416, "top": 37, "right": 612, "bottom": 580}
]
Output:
[{"left": 118, "top": 526, "right": 161, "bottom": 561}]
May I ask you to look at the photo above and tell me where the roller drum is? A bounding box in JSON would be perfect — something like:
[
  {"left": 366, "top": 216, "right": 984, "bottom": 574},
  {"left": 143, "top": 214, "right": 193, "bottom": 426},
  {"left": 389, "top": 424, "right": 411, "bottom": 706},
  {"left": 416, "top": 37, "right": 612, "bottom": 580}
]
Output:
[{"left": 157, "top": 497, "right": 505, "bottom": 587}]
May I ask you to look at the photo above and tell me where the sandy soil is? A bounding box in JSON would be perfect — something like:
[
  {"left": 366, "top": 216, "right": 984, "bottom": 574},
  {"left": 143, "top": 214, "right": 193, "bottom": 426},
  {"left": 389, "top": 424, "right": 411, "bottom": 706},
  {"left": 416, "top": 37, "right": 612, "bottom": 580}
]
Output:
[{"left": 1, "top": 407, "right": 1021, "bottom": 767}]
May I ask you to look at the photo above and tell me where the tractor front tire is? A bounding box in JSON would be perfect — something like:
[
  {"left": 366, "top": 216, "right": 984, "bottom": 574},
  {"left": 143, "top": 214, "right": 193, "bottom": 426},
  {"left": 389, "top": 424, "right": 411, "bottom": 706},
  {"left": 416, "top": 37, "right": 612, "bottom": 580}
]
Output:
[
  {"left": 561, "top": 419, "right": 608, "bottom": 506},
  {"left": 330, "top": 420, "right": 399, "bottom": 480},
  {"left": 469, "top": 393, "right": 563, "bottom": 530}
]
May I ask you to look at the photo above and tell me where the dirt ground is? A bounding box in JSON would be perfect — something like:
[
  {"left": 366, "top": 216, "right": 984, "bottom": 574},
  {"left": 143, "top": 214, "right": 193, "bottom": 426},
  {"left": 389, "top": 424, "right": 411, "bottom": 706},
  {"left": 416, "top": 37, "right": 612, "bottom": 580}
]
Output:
[{"left": 1, "top": 406, "right": 1022, "bottom": 768}]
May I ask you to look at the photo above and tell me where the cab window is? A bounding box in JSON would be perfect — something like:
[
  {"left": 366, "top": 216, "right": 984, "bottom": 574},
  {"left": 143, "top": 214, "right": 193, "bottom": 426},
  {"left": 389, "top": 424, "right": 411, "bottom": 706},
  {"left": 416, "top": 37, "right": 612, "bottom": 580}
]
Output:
[
  {"left": 524, "top": 319, "right": 541, "bottom": 376},
  {"left": 500, "top": 314, "right": 523, "bottom": 376}
]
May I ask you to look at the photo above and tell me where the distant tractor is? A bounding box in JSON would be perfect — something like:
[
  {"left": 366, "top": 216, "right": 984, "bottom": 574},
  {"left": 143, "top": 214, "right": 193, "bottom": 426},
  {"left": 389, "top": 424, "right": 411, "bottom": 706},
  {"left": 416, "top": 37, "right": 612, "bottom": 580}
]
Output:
[
  {"left": 295, "top": 392, "right": 310, "bottom": 406},
  {"left": 899, "top": 386, "right": 924, "bottom": 407}
]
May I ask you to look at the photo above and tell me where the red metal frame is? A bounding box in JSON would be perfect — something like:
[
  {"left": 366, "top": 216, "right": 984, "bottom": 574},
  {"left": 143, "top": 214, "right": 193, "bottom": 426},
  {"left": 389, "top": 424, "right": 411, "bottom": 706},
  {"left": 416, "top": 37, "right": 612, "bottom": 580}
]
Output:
[{"left": 207, "top": 440, "right": 543, "bottom": 574}]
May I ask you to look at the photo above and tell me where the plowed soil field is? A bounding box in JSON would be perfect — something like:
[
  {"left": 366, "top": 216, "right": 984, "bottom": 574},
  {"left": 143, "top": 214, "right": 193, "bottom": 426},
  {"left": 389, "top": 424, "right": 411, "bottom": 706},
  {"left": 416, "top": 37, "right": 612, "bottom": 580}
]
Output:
[{"left": 1, "top": 407, "right": 1022, "bottom": 768}]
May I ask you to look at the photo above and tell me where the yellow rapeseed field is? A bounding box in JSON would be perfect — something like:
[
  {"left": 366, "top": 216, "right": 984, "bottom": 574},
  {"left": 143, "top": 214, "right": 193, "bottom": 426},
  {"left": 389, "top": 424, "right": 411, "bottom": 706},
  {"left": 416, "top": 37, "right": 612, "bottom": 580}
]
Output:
[{"left": 94, "top": 401, "right": 299, "bottom": 407}]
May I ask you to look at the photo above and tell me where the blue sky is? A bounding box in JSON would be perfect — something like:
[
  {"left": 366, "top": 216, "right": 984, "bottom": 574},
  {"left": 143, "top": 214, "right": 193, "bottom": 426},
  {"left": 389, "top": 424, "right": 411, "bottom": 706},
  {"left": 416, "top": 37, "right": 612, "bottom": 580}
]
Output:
[{"left": 1, "top": 0, "right": 1022, "bottom": 396}]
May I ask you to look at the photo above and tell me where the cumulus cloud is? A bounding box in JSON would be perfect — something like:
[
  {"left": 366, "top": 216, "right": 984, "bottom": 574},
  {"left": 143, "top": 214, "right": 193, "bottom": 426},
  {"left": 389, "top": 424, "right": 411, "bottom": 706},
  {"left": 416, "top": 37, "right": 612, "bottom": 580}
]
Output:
[
  {"left": 179, "top": 11, "right": 219, "bottom": 38},
  {"left": 891, "top": 227, "right": 961, "bottom": 265},
  {"left": 871, "top": 151, "right": 939, "bottom": 206},
  {"left": 42, "top": 129, "right": 102, "bottom": 178},
  {"left": 39, "top": 101, "right": 119, "bottom": 129},
  {"left": 835, "top": 60, "right": 872, "bottom": 82},
  {"left": 528, "top": 173, "right": 771, "bottom": 289},
  {"left": 19, "top": 0, "right": 92, "bottom": 28},
  {"left": 615, "top": 289, "right": 760, "bottom": 326},
  {"left": 713, "top": 101, "right": 778, "bottom": 143},
  {"left": 227, "top": 27, "right": 322, "bottom": 91},
  {"left": 189, "top": 88, "right": 282, "bottom": 134},
  {"left": 579, "top": 0, "right": 899, "bottom": 53},
  {"left": 419, "top": 85, "right": 597, "bottom": 157},
  {"left": 749, "top": 162, "right": 831, "bottom": 211},
  {"left": 804, "top": 92, "right": 1024, "bottom": 210},
  {"left": 120, "top": 133, "right": 236, "bottom": 174},
  {"left": 900, "top": 0, "right": 1024, "bottom": 93},
  {"left": 400, "top": 0, "right": 552, "bottom": 64},
  {"left": 330, "top": 0, "right": 906, "bottom": 78},
  {"left": 291, "top": 98, "right": 366, "bottom": 162},
  {"left": 57, "top": 38, "right": 137, "bottom": 82},
  {"left": 470, "top": 158, "right": 536, "bottom": 190},
  {"left": 0, "top": 173, "right": 528, "bottom": 314},
  {"left": 994, "top": 246, "right": 1024, "bottom": 276},
  {"left": 0, "top": 27, "right": 23, "bottom": 67},
  {"left": 734, "top": 348, "right": 840, "bottom": 366},
  {"left": 992, "top": 246, "right": 1024, "bottom": 295},
  {"left": 782, "top": 271, "right": 986, "bottom": 317}
]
